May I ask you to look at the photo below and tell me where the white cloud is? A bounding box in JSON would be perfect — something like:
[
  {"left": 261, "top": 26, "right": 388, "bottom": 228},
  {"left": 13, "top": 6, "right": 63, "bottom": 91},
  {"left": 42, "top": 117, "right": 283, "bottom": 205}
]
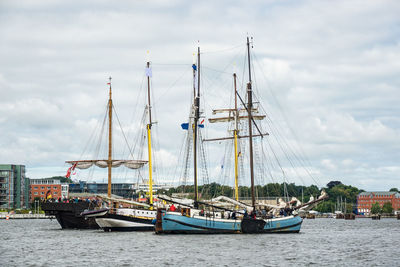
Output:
[{"left": 0, "top": 0, "right": 399, "bottom": 191}]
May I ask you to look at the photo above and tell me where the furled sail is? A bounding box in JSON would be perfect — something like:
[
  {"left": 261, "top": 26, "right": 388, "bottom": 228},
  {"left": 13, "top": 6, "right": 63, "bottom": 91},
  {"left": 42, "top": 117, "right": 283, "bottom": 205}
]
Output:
[
  {"left": 65, "top": 160, "right": 148, "bottom": 170},
  {"left": 212, "top": 108, "right": 259, "bottom": 115},
  {"left": 208, "top": 115, "right": 266, "bottom": 123}
]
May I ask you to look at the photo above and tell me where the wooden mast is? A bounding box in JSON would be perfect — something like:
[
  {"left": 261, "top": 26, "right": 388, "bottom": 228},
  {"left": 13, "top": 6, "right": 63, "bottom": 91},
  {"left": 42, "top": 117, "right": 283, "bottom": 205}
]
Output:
[
  {"left": 107, "top": 76, "right": 112, "bottom": 198},
  {"left": 193, "top": 47, "right": 200, "bottom": 208},
  {"left": 246, "top": 37, "right": 256, "bottom": 210},
  {"left": 233, "top": 73, "right": 239, "bottom": 203},
  {"left": 146, "top": 61, "right": 154, "bottom": 209}
]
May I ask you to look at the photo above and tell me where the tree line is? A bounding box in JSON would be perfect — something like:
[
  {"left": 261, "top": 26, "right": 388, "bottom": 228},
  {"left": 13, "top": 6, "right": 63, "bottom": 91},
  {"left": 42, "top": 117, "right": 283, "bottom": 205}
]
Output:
[{"left": 157, "top": 181, "right": 399, "bottom": 213}]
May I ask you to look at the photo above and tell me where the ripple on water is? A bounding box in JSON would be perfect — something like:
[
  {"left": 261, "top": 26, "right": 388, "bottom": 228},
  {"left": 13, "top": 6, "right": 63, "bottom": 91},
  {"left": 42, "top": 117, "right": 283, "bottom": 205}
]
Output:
[{"left": 0, "top": 218, "right": 399, "bottom": 266}]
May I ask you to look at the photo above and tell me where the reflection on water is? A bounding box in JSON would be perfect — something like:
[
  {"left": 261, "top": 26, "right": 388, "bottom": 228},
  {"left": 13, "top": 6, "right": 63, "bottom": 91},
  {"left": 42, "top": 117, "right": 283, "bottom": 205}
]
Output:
[{"left": 1, "top": 218, "right": 399, "bottom": 266}]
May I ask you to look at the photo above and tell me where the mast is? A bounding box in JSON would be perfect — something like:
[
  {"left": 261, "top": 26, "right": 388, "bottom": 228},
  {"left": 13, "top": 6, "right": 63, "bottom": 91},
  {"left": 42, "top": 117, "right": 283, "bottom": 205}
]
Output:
[
  {"left": 193, "top": 47, "right": 200, "bottom": 208},
  {"left": 246, "top": 37, "right": 256, "bottom": 209},
  {"left": 107, "top": 77, "right": 112, "bottom": 198},
  {"left": 146, "top": 61, "right": 154, "bottom": 209},
  {"left": 233, "top": 73, "right": 239, "bottom": 202}
]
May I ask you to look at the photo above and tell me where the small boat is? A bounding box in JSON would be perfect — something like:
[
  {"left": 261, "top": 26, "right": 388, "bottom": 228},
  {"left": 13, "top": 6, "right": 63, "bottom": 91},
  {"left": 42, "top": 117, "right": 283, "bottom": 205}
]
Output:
[
  {"left": 81, "top": 207, "right": 109, "bottom": 218},
  {"left": 372, "top": 214, "right": 381, "bottom": 220},
  {"left": 83, "top": 207, "right": 156, "bottom": 232}
]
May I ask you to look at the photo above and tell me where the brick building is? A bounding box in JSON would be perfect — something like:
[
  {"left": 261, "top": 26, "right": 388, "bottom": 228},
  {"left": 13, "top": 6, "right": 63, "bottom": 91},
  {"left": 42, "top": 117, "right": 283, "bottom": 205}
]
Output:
[
  {"left": 30, "top": 178, "right": 69, "bottom": 202},
  {"left": 357, "top": 191, "right": 400, "bottom": 214}
]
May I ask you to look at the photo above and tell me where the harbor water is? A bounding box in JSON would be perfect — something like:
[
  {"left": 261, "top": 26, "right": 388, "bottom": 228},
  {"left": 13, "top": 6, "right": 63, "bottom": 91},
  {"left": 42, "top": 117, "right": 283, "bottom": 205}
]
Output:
[{"left": 1, "top": 218, "right": 399, "bottom": 266}]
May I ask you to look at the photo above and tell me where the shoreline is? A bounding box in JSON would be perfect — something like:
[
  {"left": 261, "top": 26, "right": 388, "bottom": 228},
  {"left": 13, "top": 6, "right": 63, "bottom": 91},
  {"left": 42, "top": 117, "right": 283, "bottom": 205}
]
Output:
[{"left": 0, "top": 214, "right": 55, "bottom": 219}]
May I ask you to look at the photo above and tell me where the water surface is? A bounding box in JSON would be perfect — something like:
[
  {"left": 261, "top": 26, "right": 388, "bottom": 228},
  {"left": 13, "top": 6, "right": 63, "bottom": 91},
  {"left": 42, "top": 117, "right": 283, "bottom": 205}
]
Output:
[{"left": 1, "top": 218, "right": 398, "bottom": 266}]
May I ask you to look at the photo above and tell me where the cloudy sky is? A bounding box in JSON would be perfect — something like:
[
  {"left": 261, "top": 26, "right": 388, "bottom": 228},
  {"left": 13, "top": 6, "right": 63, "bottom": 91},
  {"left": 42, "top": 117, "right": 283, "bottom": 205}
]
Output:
[{"left": 0, "top": 0, "right": 399, "bottom": 191}]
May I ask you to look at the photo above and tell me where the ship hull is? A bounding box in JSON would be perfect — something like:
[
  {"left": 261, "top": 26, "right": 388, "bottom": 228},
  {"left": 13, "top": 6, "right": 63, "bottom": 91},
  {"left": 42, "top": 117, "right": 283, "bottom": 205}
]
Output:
[
  {"left": 41, "top": 202, "right": 99, "bottom": 229},
  {"left": 95, "top": 214, "right": 155, "bottom": 232},
  {"left": 91, "top": 209, "right": 157, "bottom": 232},
  {"left": 155, "top": 210, "right": 302, "bottom": 234}
]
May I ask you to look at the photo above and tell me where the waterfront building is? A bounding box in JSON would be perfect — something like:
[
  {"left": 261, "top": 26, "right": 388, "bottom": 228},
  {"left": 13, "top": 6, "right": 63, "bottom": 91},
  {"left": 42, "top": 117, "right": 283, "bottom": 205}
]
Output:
[
  {"left": 132, "top": 179, "right": 172, "bottom": 193},
  {"left": 68, "top": 180, "right": 172, "bottom": 199},
  {"left": 0, "top": 164, "right": 29, "bottom": 209},
  {"left": 357, "top": 191, "right": 400, "bottom": 214},
  {"left": 30, "top": 178, "right": 69, "bottom": 202},
  {"left": 69, "top": 181, "right": 134, "bottom": 198}
]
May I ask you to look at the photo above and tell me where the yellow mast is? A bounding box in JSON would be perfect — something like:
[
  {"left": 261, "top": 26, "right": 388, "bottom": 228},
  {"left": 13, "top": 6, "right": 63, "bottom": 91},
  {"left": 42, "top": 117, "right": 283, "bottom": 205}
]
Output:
[
  {"left": 233, "top": 73, "right": 239, "bottom": 202},
  {"left": 146, "top": 61, "right": 153, "bottom": 209},
  {"left": 107, "top": 77, "right": 112, "bottom": 198}
]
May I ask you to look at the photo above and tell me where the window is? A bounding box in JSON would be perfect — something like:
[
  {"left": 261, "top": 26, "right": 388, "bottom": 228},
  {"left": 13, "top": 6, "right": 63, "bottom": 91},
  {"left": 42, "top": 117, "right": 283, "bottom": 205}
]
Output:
[
  {"left": 34, "top": 192, "right": 38, "bottom": 195},
  {"left": 41, "top": 186, "right": 44, "bottom": 189},
  {"left": 53, "top": 187, "right": 57, "bottom": 190},
  {"left": 34, "top": 186, "right": 38, "bottom": 190},
  {"left": 47, "top": 187, "right": 50, "bottom": 190},
  {"left": 54, "top": 192, "right": 57, "bottom": 195},
  {"left": 41, "top": 192, "right": 44, "bottom": 195}
]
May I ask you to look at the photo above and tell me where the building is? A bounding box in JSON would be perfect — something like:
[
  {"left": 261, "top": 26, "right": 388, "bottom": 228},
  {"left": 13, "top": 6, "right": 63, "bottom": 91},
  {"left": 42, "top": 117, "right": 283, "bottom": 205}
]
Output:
[
  {"left": 0, "top": 164, "right": 29, "bottom": 209},
  {"left": 357, "top": 191, "right": 400, "bottom": 214},
  {"left": 132, "top": 179, "right": 173, "bottom": 193},
  {"left": 69, "top": 181, "right": 135, "bottom": 198},
  {"left": 68, "top": 180, "right": 172, "bottom": 199},
  {"left": 30, "top": 178, "right": 69, "bottom": 202}
]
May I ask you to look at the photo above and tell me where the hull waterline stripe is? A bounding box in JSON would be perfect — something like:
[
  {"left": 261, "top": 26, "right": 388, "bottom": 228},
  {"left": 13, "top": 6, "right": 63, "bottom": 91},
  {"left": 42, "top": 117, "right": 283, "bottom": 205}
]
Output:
[{"left": 163, "top": 217, "right": 302, "bottom": 233}]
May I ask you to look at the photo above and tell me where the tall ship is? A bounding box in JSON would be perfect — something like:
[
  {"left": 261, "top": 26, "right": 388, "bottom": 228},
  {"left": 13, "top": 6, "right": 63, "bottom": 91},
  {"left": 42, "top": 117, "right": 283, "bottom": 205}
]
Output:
[
  {"left": 156, "top": 38, "right": 327, "bottom": 234},
  {"left": 43, "top": 75, "right": 151, "bottom": 230},
  {"left": 82, "top": 61, "right": 161, "bottom": 231}
]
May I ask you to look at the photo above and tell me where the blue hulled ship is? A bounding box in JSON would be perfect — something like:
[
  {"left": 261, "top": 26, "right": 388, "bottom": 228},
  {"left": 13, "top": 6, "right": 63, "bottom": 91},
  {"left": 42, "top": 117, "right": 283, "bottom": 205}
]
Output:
[{"left": 155, "top": 38, "right": 311, "bottom": 234}]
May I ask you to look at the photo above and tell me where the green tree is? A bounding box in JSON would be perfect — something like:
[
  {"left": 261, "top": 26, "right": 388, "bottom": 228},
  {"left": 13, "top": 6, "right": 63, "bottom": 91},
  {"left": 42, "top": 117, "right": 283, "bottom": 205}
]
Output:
[
  {"left": 389, "top": 188, "right": 399, "bottom": 192},
  {"left": 327, "top": 181, "right": 342, "bottom": 189},
  {"left": 371, "top": 202, "right": 381, "bottom": 214},
  {"left": 382, "top": 202, "right": 393, "bottom": 214}
]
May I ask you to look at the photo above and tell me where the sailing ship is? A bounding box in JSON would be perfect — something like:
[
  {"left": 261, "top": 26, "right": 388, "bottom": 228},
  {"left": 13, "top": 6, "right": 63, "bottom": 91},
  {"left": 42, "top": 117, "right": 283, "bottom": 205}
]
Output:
[
  {"left": 41, "top": 77, "right": 149, "bottom": 230},
  {"left": 76, "top": 67, "right": 159, "bottom": 231},
  {"left": 155, "top": 38, "right": 326, "bottom": 234}
]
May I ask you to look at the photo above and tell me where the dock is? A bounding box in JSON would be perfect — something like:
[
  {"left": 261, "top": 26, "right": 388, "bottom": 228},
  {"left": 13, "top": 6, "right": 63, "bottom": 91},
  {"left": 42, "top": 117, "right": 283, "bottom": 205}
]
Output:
[{"left": 0, "top": 213, "right": 55, "bottom": 219}]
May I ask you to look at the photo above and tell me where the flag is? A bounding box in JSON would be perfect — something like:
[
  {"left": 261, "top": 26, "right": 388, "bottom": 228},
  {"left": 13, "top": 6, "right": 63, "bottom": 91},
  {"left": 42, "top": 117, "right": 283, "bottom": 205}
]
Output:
[
  {"left": 45, "top": 190, "right": 52, "bottom": 200},
  {"left": 146, "top": 67, "right": 152, "bottom": 77},
  {"left": 65, "top": 167, "right": 72, "bottom": 178},
  {"left": 198, "top": 119, "right": 205, "bottom": 128},
  {"left": 107, "top": 82, "right": 111, "bottom": 85},
  {"left": 181, "top": 123, "right": 189, "bottom": 130},
  {"left": 181, "top": 122, "right": 204, "bottom": 130},
  {"left": 66, "top": 162, "right": 77, "bottom": 178}
]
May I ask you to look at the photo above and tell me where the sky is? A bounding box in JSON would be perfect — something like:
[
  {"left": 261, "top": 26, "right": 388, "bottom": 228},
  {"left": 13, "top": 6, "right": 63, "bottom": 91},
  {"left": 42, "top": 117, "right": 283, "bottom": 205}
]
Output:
[{"left": 0, "top": 0, "right": 399, "bottom": 191}]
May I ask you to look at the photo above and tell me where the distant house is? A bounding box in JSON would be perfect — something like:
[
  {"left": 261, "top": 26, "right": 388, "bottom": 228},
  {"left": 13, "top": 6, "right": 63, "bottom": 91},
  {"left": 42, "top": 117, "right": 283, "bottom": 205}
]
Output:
[{"left": 357, "top": 191, "right": 400, "bottom": 214}]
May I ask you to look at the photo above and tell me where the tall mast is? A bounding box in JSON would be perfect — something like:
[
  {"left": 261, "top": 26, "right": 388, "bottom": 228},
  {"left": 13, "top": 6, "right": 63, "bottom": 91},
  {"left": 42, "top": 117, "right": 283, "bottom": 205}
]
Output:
[
  {"left": 107, "top": 76, "right": 112, "bottom": 198},
  {"left": 146, "top": 61, "right": 154, "bottom": 209},
  {"left": 233, "top": 73, "right": 239, "bottom": 202},
  {"left": 246, "top": 37, "right": 256, "bottom": 209},
  {"left": 193, "top": 47, "right": 200, "bottom": 208}
]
